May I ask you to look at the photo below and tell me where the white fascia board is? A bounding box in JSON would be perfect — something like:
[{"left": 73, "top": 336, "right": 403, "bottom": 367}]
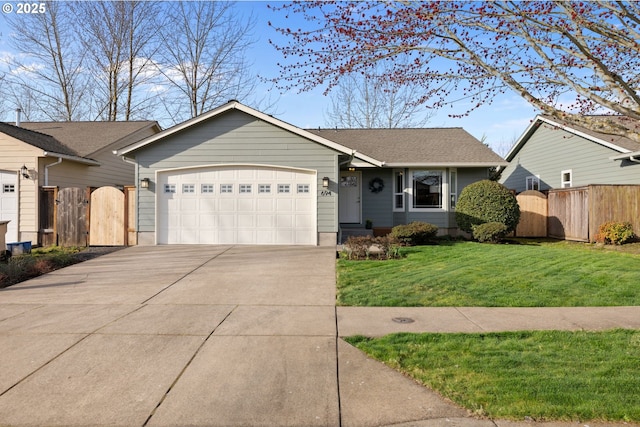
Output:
[
  {"left": 537, "top": 116, "right": 631, "bottom": 153},
  {"left": 384, "top": 162, "right": 508, "bottom": 168},
  {"left": 116, "top": 101, "right": 384, "bottom": 167},
  {"left": 43, "top": 151, "right": 100, "bottom": 166},
  {"left": 610, "top": 150, "right": 640, "bottom": 160},
  {"left": 503, "top": 116, "right": 543, "bottom": 161}
]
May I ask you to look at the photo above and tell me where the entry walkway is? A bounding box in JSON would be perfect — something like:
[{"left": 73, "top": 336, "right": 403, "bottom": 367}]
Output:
[{"left": 0, "top": 246, "right": 637, "bottom": 427}]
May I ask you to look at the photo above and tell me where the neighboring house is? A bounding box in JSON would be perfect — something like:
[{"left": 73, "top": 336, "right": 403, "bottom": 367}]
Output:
[
  {"left": 116, "top": 101, "right": 505, "bottom": 246},
  {"left": 499, "top": 115, "right": 640, "bottom": 193},
  {"left": 0, "top": 120, "right": 161, "bottom": 244}
]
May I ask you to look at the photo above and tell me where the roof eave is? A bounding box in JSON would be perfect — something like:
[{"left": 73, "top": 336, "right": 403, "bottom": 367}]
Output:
[
  {"left": 116, "top": 101, "right": 384, "bottom": 167},
  {"left": 383, "top": 162, "right": 508, "bottom": 168},
  {"left": 43, "top": 151, "right": 100, "bottom": 166}
]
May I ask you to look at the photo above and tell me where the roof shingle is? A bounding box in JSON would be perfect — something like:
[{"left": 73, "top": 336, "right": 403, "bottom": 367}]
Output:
[{"left": 307, "top": 128, "right": 505, "bottom": 165}]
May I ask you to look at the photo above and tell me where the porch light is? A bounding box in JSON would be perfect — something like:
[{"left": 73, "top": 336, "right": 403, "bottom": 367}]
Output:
[
  {"left": 322, "top": 177, "right": 330, "bottom": 189},
  {"left": 20, "top": 165, "right": 29, "bottom": 179},
  {"left": 140, "top": 177, "right": 150, "bottom": 189},
  {"left": 348, "top": 167, "right": 356, "bottom": 172}
]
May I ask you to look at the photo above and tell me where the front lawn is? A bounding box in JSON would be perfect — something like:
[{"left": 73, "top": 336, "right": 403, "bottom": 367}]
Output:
[
  {"left": 346, "top": 329, "right": 640, "bottom": 422},
  {"left": 337, "top": 240, "right": 640, "bottom": 307}
]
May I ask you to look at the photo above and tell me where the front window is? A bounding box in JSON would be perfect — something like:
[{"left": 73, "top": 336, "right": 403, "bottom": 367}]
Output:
[
  {"left": 412, "top": 170, "right": 442, "bottom": 209},
  {"left": 449, "top": 169, "right": 457, "bottom": 209},
  {"left": 526, "top": 176, "right": 540, "bottom": 191},
  {"left": 393, "top": 170, "right": 404, "bottom": 211}
]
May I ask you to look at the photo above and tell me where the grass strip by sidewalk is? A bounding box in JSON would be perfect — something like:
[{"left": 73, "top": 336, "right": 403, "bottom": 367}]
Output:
[
  {"left": 346, "top": 329, "right": 640, "bottom": 422},
  {"left": 337, "top": 240, "right": 640, "bottom": 307}
]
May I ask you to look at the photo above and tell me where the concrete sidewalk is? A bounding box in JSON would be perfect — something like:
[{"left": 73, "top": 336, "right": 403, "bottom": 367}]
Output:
[{"left": 0, "top": 245, "right": 637, "bottom": 427}]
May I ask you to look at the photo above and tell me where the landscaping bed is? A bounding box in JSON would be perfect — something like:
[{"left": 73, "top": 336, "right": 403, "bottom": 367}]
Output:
[{"left": 0, "top": 246, "right": 123, "bottom": 288}]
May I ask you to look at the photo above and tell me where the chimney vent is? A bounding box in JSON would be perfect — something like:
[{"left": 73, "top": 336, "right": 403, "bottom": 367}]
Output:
[{"left": 15, "top": 108, "right": 22, "bottom": 127}]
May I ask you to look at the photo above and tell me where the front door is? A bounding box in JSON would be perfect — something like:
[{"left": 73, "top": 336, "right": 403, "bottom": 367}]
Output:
[{"left": 339, "top": 171, "right": 361, "bottom": 223}]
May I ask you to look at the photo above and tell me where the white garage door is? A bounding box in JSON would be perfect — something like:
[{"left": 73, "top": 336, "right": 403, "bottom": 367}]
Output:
[
  {"left": 0, "top": 171, "right": 18, "bottom": 243},
  {"left": 157, "top": 165, "right": 317, "bottom": 245}
]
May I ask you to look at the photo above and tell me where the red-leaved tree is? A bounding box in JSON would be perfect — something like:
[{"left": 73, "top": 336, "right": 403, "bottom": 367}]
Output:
[{"left": 269, "top": 1, "right": 640, "bottom": 141}]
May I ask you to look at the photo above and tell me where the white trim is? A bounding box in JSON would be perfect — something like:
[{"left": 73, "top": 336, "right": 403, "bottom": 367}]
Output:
[
  {"left": 392, "top": 169, "right": 405, "bottom": 213},
  {"left": 504, "top": 115, "right": 632, "bottom": 163},
  {"left": 385, "top": 162, "right": 507, "bottom": 168},
  {"left": 408, "top": 169, "right": 446, "bottom": 212},
  {"left": 117, "top": 101, "right": 383, "bottom": 167},
  {"left": 42, "top": 150, "right": 100, "bottom": 166},
  {"left": 561, "top": 169, "right": 573, "bottom": 188},
  {"left": 449, "top": 168, "right": 458, "bottom": 210},
  {"left": 526, "top": 175, "right": 540, "bottom": 191},
  {"left": 154, "top": 163, "right": 318, "bottom": 245}
]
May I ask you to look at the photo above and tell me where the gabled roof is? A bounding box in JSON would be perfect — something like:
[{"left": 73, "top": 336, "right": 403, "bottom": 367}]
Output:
[
  {"left": 117, "top": 101, "right": 383, "bottom": 166},
  {"left": 18, "top": 121, "right": 160, "bottom": 157},
  {"left": 307, "top": 128, "right": 506, "bottom": 167},
  {"left": 504, "top": 115, "right": 640, "bottom": 162},
  {"left": 117, "top": 101, "right": 502, "bottom": 168},
  {"left": 0, "top": 121, "right": 79, "bottom": 157}
]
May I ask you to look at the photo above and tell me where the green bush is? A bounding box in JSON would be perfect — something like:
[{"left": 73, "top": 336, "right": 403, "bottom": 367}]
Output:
[
  {"left": 455, "top": 180, "right": 520, "bottom": 234},
  {"left": 596, "top": 221, "right": 636, "bottom": 245},
  {"left": 472, "top": 222, "right": 509, "bottom": 243},
  {"left": 390, "top": 222, "right": 438, "bottom": 246}
]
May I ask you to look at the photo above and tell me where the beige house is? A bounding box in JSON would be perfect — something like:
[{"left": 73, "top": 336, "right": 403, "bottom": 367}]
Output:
[{"left": 0, "top": 121, "right": 160, "bottom": 244}]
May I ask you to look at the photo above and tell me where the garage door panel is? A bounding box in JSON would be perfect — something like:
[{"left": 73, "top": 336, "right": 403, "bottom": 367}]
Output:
[{"left": 157, "top": 166, "right": 316, "bottom": 245}]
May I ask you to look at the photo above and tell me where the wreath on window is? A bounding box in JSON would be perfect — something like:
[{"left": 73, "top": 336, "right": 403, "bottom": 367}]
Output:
[{"left": 368, "top": 177, "right": 384, "bottom": 193}]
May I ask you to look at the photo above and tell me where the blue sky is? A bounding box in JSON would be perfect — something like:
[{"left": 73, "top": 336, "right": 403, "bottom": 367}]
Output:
[{"left": 0, "top": 1, "right": 539, "bottom": 156}]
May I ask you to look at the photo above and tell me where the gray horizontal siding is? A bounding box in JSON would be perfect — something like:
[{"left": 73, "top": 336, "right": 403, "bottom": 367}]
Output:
[
  {"left": 500, "top": 125, "right": 640, "bottom": 193},
  {"left": 133, "top": 110, "right": 340, "bottom": 234}
]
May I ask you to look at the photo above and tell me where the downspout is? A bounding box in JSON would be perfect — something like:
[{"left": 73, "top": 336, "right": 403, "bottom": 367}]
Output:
[{"left": 42, "top": 153, "right": 63, "bottom": 186}]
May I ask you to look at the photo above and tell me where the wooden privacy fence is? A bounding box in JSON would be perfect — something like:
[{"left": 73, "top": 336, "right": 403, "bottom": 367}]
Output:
[
  {"left": 39, "top": 186, "right": 136, "bottom": 247},
  {"left": 515, "top": 185, "right": 640, "bottom": 242},
  {"left": 515, "top": 190, "right": 547, "bottom": 237}
]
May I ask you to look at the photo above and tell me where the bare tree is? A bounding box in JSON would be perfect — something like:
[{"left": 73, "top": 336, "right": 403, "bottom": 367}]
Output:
[
  {"left": 157, "top": 1, "right": 257, "bottom": 122},
  {"left": 270, "top": 1, "right": 640, "bottom": 141},
  {"left": 4, "top": 1, "right": 88, "bottom": 120},
  {"left": 325, "top": 64, "right": 432, "bottom": 128},
  {"left": 73, "top": 1, "right": 162, "bottom": 121}
]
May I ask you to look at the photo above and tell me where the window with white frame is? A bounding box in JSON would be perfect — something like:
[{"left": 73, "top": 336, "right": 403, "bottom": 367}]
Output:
[
  {"left": 220, "top": 184, "right": 233, "bottom": 193},
  {"left": 526, "top": 176, "right": 540, "bottom": 191},
  {"left": 164, "top": 184, "right": 176, "bottom": 193},
  {"left": 393, "top": 170, "right": 404, "bottom": 211},
  {"left": 297, "top": 184, "right": 310, "bottom": 193},
  {"left": 278, "top": 184, "right": 290, "bottom": 193},
  {"left": 239, "top": 184, "right": 252, "bottom": 193},
  {"left": 561, "top": 170, "right": 572, "bottom": 188},
  {"left": 3, "top": 184, "right": 15, "bottom": 193},
  {"left": 258, "top": 184, "right": 271, "bottom": 193},
  {"left": 201, "top": 184, "right": 214, "bottom": 193},
  {"left": 411, "top": 170, "right": 443, "bottom": 209},
  {"left": 182, "top": 184, "right": 195, "bottom": 194},
  {"left": 449, "top": 169, "right": 457, "bottom": 209}
]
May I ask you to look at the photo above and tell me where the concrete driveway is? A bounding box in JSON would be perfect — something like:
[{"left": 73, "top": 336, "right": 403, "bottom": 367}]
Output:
[{"left": 0, "top": 245, "right": 468, "bottom": 427}]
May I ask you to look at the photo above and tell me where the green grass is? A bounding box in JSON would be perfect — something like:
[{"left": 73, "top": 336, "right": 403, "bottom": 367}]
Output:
[
  {"left": 346, "top": 330, "right": 640, "bottom": 422},
  {"left": 337, "top": 240, "right": 640, "bottom": 307}
]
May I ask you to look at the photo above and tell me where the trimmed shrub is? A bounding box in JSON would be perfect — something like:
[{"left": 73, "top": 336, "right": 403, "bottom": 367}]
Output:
[
  {"left": 472, "top": 222, "right": 508, "bottom": 243},
  {"left": 390, "top": 222, "right": 438, "bottom": 246},
  {"left": 595, "top": 221, "right": 636, "bottom": 245},
  {"left": 455, "top": 180, "right": 520, "bottom": 234}
]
